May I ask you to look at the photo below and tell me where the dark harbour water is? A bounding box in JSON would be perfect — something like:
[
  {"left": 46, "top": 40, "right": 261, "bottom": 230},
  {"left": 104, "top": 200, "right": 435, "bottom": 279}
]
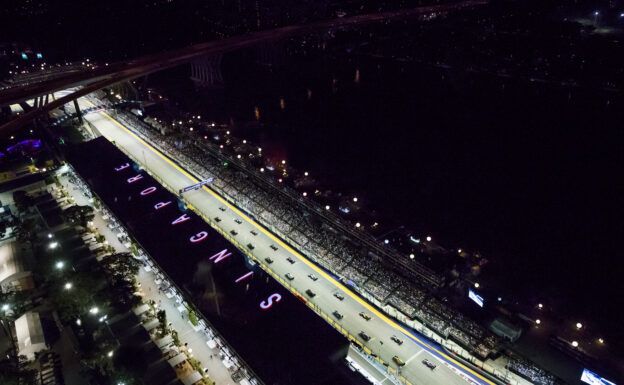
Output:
[
  {"left": 67, "top": 138, "right": 362, "bottom": 385},
  {"left": 152, "top": 47, "right": 624, "bottom": 350}
]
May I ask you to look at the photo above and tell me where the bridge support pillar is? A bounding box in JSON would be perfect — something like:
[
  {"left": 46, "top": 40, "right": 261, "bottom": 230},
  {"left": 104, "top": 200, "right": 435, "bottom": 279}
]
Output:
[
  {"left": 73, "top": 99, "right": 83, "bottom": 123},
  {"left": 190, "top": 54, "right": 223, "bottom": 88}
]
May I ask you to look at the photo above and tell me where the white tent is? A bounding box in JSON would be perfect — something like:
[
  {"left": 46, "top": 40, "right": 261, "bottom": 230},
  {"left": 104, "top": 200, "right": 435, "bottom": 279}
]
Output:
[{"left": 15, "top": 311, "right": 46, "bottom": 360}]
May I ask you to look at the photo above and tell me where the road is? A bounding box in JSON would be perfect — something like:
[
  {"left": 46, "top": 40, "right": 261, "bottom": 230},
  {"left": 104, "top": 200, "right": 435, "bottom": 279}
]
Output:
[{"left": 70, "top": 98, "right": 502, "bottom": 385}]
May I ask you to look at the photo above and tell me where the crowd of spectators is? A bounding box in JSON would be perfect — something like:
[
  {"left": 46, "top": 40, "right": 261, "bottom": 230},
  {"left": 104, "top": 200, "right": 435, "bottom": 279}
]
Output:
[
  {"left": 110, "top": 108, "right": 559, "bottom": 382},
  {"left": 507, "top": 356, "right": 556, "bottom": 385}
]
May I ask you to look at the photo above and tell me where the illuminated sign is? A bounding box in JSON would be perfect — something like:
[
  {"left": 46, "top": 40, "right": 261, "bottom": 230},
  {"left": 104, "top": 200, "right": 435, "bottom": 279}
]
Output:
[
  {"left": 581, "top": 369, "right": 617, "bottom": 385},
  {"left": 468, "top": 289, "right": 484, "bottom": 308},
  {"left": 113, "top": 162, "right": 281, "bottom": 311},
  {"left": 179, "top": 177, "right": 214, "bottom": 194}
]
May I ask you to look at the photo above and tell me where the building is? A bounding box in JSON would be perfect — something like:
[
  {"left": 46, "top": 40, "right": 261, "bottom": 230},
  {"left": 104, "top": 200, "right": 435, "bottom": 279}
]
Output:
[{"left": 15, "top": 311, "right": 47, "bottom": 360}]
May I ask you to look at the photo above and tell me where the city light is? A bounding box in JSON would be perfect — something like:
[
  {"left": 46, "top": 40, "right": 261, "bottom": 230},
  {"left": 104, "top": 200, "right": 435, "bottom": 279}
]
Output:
[
  {"left": 48, "top": 233, "right": 53, "bottom": 238},
  {"left": 409, "top": 253, "right": 414, "bottom": 259},
  {"left": 598, "top": 338, "right": 604, "bottom": 344},
  {"left": 536, "top": 319, "right": 541, "bottom": 325},
  {"left": 107, "top": 351, "right": 113, "bottom": 357},
  {"left": 572, "top": 341, "right": 579, "bottom": 347},
  {"left": 458, "top": 249, "right": 462, "bottom": 253},
  {"left": 538, "top": 303, "right": 543, "bottom": 309},
  {"left": 55, "top": 261, "right": 64, "bottom": 269},
  {"left": 2, "top": 304, "right": 9, "bottom": 311},
  {"left": 89, "top": 307, "right": 99, "bottom": 314},
  {"left": 304, "top": 171, "right": 309, "bottom": 176},
  {"left": 384, "top": 239, "right": 389, "bottom": 244},
  {"left": 281, "top": 160, "right": 286, "bottom": 164},
  {"left": 353, "top": 197, "right": 358, "bottom": 202},
  {"left": 355, "top": 222, "right": 361, "bottom": 228},
  {"left": 576, "top": 322, "right": 583, "bottom": 329},
  {"left": 64, "top": 282, "right": 72, "bottom": 290},
  {"left": 426, "top": 236, "right": 432, "bottom": 242},
  {"left": 474, "top": 282, "right": 480, "bottom": 288},
  {"left": 302, "top": 192, "right": 307, "bottom": 197},
  {"left": 49, "top": 241, "right": 59, "bottom": 249},
  {"left": 325, "top": 205, "right": 330, "bottom": 210},
  {"left": 260, "top": 168, "right": 265, "bottom": 172}
]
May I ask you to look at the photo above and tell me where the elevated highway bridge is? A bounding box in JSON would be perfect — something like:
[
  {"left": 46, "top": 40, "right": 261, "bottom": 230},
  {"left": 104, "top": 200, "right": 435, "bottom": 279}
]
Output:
[{"left": 0, "top": 0, "right": 487, "bottom": 134}]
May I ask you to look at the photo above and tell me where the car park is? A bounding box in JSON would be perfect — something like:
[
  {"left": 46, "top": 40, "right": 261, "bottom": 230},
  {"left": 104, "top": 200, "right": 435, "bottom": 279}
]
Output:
[
  {"left": 285, "top": 273, "right": 295, "bottom": 280},
  {"left": 305, "top": 289, "right": 316, "bottom": 297},
  {"left": 308, "top": 274, "right": 318, "bottom": 281},
  {"left": 359, "top": 331, "right": 371, "bottom": 342},
  {"left": 391, "top": 335, "right": 403, "bottom": 345},
  {"left": 422, "top": 359, "right": 436, "bottom": 370},
  {"left": 359, "top": 312, "right": 371, "bottom": 321},
  {"left": 332, "top": 311, "right": 343, "bottom": 319}
]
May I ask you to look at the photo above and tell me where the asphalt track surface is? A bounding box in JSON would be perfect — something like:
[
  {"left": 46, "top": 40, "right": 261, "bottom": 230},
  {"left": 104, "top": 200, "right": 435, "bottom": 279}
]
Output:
[{"left": 77, "top": 97, "right": 495, "bottom": 385}]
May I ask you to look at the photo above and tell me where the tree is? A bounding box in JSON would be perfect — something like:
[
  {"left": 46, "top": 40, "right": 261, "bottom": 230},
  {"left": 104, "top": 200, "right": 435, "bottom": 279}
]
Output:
[
  {"left": 63, "top": 205, "right": 95, "bottom": 226},
  {"left": 188, "top": 310, "right": 198, "bottom": 327},
  {"left": 12, "top": 190, "right": 32, "bottom": 211},
  {"left": 103, "top": 253, "right": 140, "bottom": 281}
]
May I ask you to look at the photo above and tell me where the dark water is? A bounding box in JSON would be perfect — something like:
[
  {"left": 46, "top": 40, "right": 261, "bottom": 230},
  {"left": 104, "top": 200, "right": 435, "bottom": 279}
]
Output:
[
  {"left": 67, "top": 138, "right": 360, "bottom": 385},
  {"left": 152, "top": 44, "right": 624, "bottom": 350}
]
